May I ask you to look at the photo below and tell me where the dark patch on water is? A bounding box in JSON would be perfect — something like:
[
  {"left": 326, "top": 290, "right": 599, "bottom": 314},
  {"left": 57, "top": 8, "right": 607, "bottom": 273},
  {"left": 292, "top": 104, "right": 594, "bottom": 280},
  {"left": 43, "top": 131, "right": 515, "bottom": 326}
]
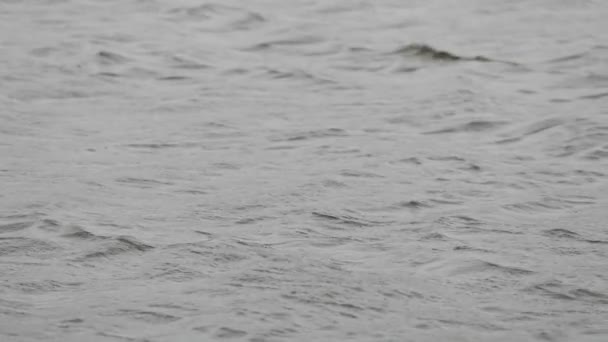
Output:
[
  {"left": 96, "top": 50, "right": 131, "bottom": 65},
  {"left": 424, "top": 120, "right": 509, "bottom": 134},
  {"left": 244, "top": 35, "right": 325, "bottom": 51},
  {"left": 391, "top": 43, "right": 495, "bottom": 63}
]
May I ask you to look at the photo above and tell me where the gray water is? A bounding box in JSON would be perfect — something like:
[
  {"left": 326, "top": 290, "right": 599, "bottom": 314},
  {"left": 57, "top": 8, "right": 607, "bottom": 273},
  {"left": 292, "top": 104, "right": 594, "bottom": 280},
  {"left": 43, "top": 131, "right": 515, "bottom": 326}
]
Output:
[{"left": 1, "top": 0, "right": 608, "bottom": 341}]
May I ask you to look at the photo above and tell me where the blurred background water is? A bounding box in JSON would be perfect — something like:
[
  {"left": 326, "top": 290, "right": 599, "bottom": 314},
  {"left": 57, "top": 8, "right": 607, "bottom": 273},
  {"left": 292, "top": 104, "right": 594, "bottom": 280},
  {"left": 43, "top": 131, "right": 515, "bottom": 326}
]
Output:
[{"left": 1, "top": 0, "right": 607, "bottom": 341}]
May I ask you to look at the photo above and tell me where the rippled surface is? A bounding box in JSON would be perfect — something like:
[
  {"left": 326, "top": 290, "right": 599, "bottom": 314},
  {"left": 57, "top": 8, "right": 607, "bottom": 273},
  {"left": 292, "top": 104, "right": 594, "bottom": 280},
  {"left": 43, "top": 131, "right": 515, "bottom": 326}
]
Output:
[{"left": 1, "top": 0, "right": 608, "bottom": 341}]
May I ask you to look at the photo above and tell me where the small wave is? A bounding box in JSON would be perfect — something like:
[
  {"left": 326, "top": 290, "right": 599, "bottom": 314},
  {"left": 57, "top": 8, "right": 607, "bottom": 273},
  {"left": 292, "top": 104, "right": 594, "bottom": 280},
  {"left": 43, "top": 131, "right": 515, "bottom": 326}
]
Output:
[
  {"left": 585, "top": 147, "right": 608, "bottom": 160},
  {"left": 280, "top": 288, "right": 369, "bottom": 317},
  {"left": 526, "top": 281, "right": 608, "bottom": 303},
  {"left": 453, "top": 245, "right": 493, "bottom": 253},
  {"left": 418, "top": 257, "right": 534, "bottom": 277},
  {"left": 429, "top": 199, "right": 464, "bottom": 206},
  {"left": 254, "top": 68, "right": 337, "bottom": 85},
  {"left": 546, "top": 53, "right": 588, "bottom": 64},
  {"left": 543, "top": 228, "right": 580, "bottom": 239},
  {"left": 116, "top": 177, "right": 174, "bottom": 188},
  {"left": 157, "top": 75, "right": 191, "bottom": 81},
  {"left": 396, "top": 200, "right": 433, "bottom": 209},
  {"left": 167, "top": 55, "right": 211, "bottom": 70},
  {"left": 93, "top": 33, "right": 136, "bottom": 43},
  {"left": 29, "top": 46, "right": 60, "bottom": 58},
  {"left": 214, "top": 327, "right": 248, "bottom": 339},
  {"left": 0, "top": 221, "right": 34, "bottom": 234},
  {"left": 10, "top": 280, "right": 83, "bottom": 294},
  {"left": 167, "top": 3, "right": 228, "bottom": 18},
  {"left": 339, "top": 170, "right": 384, "bottom": 178},
  {"left": 0, "top": 237, "right": 60, "bottom": 257},
  {"left": 96, "top": 50, "right": 131, "bottom": 65},
  {"left": 312, "top": 211, "right": 372, "bottom": 227},
  {"left": 314, "top": 2, "right": 374, "bottom": 14},
  {"left": 165, "top": 241, "right": 249, "bottom": 265},
  {"left": 436, "top": 215, "right": 483, "bottom": 228},
  {"left": 312, "top": 210, "right": 391, "bottom": 228},
  {"left": 543, "top": 228, "right": 608, "bottom": 245},
  {"left": 244, "top": 35, "right": 325, "bottom": 52},
  {"left": 94, "top": 67, "right": 159, "bottom": 80},
  {"left": 495, "top": 118, "right": 563, "bottom": 144},
  {"left": 545, "top": 45, "right": 607, "bottom": 66},
  {"left": 424, "top": 120, "right": 509, "bottom": 134},
  {"left": 115, "top": 309, "right": 180, "bottom": 324},
  {"left": 561, "top": 141, "right": 597, "bottom": 156},
  {"left": 389, "top": 157, "right": 422, "bottom": 165},
  {"left": 420, "top": 232, "right": 451, "bottom": 241},
  {"left": 391, "top": 44, "right": 493, "bottom": 63},
  {"left": 37, "top": 218, "right": 61, "bottom": 232},
  {"left": 125, "top": 142, "right": 197, "bottom": 149},
  {"left": 61, "top": 226, "right": 99, "bottom": 240},
  {"left": 231, "top": 12, "right": 266, "bottom": 30},
  {"left": 80, "top": 236, "right": 153, "bottom": 260},
  {"left": 427, "top": 156, "right": 466, "bottom": 162},
  {"left": 579, "top": 91, "right": 608, "bottom": 100},
  {"left": 270, "top": 128, "right": 347, "bottom": 142},
  {"left": 166, "top": 4, "right": 266, "bottom": 31},
  {"left": 321, "top": 179, "right": 348, "bottom": 188},
  {"left": 436, "top": 215, "right": 519, "bottom": 235},
  {"left": 502, "top": 197, "right": 583, "bottom": 214},
  {"left": 517, "top": 169, "right": 605, "bottom": 186},
  {"left": 235, "top": 216, "right": 270, "bottom": 225}
]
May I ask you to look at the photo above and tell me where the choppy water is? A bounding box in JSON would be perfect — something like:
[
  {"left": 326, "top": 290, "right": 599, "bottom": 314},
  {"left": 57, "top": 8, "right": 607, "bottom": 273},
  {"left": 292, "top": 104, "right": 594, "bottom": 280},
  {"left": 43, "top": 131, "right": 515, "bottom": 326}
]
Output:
[{"left": 1, "top": 0, "right": 608, "bottom": 341}]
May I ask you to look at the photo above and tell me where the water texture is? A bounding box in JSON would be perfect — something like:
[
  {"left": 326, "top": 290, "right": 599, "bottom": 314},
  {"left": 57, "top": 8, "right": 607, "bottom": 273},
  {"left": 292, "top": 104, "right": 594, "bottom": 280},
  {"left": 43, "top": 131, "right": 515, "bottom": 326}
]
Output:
[{"left": 1, "top": 0, "right": 607, "bottom": 341}]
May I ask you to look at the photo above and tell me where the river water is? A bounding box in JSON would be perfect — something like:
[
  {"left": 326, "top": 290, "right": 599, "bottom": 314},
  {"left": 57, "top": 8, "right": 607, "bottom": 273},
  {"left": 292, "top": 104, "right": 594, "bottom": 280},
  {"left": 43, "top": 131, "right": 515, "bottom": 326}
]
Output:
[{"left": 1, "top": 0, "right": 607, "bottom": 341}]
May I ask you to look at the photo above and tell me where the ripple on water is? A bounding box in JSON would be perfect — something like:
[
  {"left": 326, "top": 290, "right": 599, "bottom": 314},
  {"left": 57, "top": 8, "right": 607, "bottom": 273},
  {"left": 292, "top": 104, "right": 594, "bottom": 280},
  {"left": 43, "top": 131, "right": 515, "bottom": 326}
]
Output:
[
  {"left": 0, "top": 221, "right": 35, "bottom": 233},
  {"left": 390, "top": 44, "right": 490, "bottom": 62},
  {"left": 0, "top": 237, "right": 61, "bottom": 258},
  {"left": 79, "top": 236, "right": 153, "bottom": 260},
  {"left": 424, "top": 120, "right": 510, "bottom": 134},
  {"left": 525, "top": 281, "right": 608, "bottom": 304},
  {"left": 114, "top": 309, "right": 181, "bottom": 324},
  {"left": 417, "top": 257, "right": 535, "bottom": 277},
  {"left": 312, "top": 210, "right": 393, "bottom": 228},
  {"left": 166, "top": 4, "right": 266, "bottom": 32}
]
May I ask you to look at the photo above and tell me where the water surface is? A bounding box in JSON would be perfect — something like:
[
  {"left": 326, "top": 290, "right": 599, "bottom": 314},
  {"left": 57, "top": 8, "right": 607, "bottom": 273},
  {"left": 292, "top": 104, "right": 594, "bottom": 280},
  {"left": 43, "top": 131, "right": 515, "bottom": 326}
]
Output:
[{"left": 1, "top": 0, "right": 607, "bottom": 341}]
